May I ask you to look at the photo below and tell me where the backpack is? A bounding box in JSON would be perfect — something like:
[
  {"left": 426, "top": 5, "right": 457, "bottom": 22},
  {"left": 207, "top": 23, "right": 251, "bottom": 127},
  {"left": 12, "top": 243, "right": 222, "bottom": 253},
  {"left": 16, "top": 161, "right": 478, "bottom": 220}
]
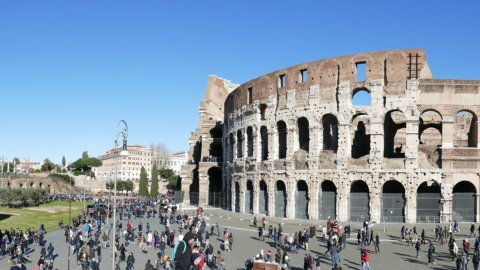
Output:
[
  {"left": 473, "top": 253, "right": 480, "bottom": 264},
  {"left": 171, "top": 240, "right": 186, "bottom": 261}
]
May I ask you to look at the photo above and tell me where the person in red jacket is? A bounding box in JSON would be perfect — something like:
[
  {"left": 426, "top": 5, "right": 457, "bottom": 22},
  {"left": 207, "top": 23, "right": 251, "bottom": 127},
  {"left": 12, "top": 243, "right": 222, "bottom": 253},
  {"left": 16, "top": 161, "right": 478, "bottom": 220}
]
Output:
[
  {"left": 361, "top": 249, "right": 371, "bottom": 270},
  {"left": 192, "top": 245, "right": 206, "bottom": 270}
]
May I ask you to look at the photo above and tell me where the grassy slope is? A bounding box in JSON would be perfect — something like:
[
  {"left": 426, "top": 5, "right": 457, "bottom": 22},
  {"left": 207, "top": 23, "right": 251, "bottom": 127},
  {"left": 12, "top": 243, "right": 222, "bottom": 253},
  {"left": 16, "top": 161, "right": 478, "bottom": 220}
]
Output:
[{"left": 0, "top": 201, "right": 90, "bottom": 232}]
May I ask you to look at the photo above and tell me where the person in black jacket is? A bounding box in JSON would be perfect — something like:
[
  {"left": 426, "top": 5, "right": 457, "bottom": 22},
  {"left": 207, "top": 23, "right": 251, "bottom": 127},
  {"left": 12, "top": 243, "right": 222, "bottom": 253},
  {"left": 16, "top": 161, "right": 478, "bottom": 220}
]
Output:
[{"left": 174, "top": 232, "right": 195, "bottom": 270}]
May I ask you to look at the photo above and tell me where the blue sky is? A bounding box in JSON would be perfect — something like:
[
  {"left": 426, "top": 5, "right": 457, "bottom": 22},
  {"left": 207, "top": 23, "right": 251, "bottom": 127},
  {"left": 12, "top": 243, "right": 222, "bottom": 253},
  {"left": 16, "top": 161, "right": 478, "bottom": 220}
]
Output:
[{"left": 0, "top": 1, "right": 479, "bottom": 164}]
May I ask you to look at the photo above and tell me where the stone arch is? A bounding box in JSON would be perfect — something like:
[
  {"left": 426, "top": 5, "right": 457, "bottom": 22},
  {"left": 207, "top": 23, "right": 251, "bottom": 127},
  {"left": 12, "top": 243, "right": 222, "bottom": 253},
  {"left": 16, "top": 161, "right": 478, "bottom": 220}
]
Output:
[
  {"left": 295, "top": 180, "right": 309, "bottom": 219},
  {"left": 275, "top": 180, "right": 287, "bottom": 218},
  {"left": 352, "top": 87, "right": 371, "bottom": 106},
  {"left": 349, "top": 180, "right": 370, "bottom": 221},
  {"left": 209, "top": 141, "right": 223, "bottom": 162},
  {"left": 384, "top": 110, "right": 406, "bottom": 158},
  {"left": 416, "top": 181, "right": 441, "bottom": 222},
  {"left": 228, "top": 133, "right": 234, "bottom": 162},
  {"left": 454, "top": 110, "right": 478, "bottom": 147},
  {"left": 236, "top": 129, "right": 243, "bottom": 159},
  {"left": 382, "top": 180, "right": 405, "bottom": 222},
  {"left": 208, "top": 167, "right": 222, "bottom": 207},
  {"left": 193, "top": 141, "right": 202, "bottom": 163},
  {"left": 209, "top": 123, "right": 223, "bottom": 139},
  {"left": 322, "top": 114, "right": 338, "bottom": 152},
  {"left": 452, "top": 181, "right": 477, "bottom": 222},
  {"left": 351, "top": 113, "right": 371, "bottom": 159},
  {"left": 234, "top": 181, "right": 240, "bottom": 212},
  {"left": 318, "top": 180, "right": 336, "bottom": 220},
  {"left": 260, "top": 126, "right": 269, "bottom": 160},
  {"left": 259, "top": 180, "right": 268, "bottom": 215},
  {"left": 246, "top": 126, "right": 254, "bottom": 157},
  {"left": 189, "top": 169, "right": 199, "bottom": 205},
  {"left": 277, "top": 121, "right": 287, "bottom": 159},
  {"left": 245, "top": 180, "right": 254, "bottom": 214},
  {"left": 297, "top": 117, "right": 310, "bottom": 152}
]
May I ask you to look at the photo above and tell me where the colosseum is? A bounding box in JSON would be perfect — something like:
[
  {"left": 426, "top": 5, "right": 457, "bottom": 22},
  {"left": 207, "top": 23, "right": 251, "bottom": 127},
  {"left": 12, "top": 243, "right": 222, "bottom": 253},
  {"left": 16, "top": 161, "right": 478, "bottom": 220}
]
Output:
[{"left": 180, "top": 49, "right": 480, "bottom": 224}]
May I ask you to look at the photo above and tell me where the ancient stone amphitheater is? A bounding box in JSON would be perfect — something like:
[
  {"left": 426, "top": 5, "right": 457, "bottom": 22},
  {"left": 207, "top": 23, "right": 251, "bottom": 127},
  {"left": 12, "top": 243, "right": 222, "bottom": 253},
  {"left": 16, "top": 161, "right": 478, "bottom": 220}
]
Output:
[{"left": 181, "top": 49, "right": 480, "bottom": 223}]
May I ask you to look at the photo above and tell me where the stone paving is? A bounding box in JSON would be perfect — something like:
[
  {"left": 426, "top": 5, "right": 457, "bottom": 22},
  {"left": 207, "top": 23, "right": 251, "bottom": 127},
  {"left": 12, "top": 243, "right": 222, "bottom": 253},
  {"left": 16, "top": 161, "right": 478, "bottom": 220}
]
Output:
[{"left": 0, "top": 207, "right": 476, "bottom": 270}]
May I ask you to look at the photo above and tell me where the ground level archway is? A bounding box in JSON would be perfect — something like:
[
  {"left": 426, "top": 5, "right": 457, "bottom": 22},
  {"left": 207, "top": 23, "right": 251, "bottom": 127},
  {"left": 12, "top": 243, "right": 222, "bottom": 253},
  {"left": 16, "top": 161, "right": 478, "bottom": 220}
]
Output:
[
  {"left": 245, "top": 180, "right": 254, "bottom": 214},
  {"left": 319, "top": 181, "right": 336, "bottom": 220},
  {"left": 417, "top": 181, "right": 441, "bottom": 222},
  {"left": 259, "top": 181, "right": 268, "bottom": 215},
  {"left": 382, "top": 180, "right": 405, "bottom": 223},
  {"left": 208, "top": 167, "right": 222, "bottom": 207},
  {"left": 349, "top": 181, "right": 370, "bottom": 222},
  {"left": 295, "top": 180, "right": 309, "bottom": 219},
  {"left": 275, "top": 181, "right": 287, "bottom": 218},
  {"left": 452, "top": 181, "right": 476, "bottom": 222}
]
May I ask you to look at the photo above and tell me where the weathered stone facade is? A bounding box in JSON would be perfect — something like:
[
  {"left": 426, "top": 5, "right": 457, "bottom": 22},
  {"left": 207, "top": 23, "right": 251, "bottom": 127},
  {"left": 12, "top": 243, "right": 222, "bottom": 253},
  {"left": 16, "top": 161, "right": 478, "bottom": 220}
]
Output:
[{"left": 221, "top": 49, "right": 480, "bottom": 223}]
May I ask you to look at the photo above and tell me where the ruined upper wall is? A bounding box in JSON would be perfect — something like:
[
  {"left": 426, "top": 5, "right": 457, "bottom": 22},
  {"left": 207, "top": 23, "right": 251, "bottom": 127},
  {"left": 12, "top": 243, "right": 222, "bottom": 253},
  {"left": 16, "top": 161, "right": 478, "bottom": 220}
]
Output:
[
  {"left": 199, "top": 75, "right": 238, "bottom": 124},
  {"left": 225, "top": 49, "right": 430, "bottom": 114}
]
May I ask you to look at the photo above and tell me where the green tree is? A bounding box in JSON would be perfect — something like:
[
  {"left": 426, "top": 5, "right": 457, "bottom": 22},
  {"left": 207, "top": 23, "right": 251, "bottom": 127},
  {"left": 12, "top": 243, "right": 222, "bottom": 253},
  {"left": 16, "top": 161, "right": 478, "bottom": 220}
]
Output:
[
  {"left": 125, "top": 180, "right": 134, "bottom": 196},
  {"left": 71, "top": 151, "right": 102, "bottom": 178},
  {"left": 41, "top": 159, "right": 56, "bottom": 172},
  {"left": 138, "top": 166, "right": 149, "bottom": 196},
  {"left": 159, "top": 168, "right": 175, "bottom": 180},
  {"left": 62, "top": 156, "right": 66, "bottom": 168},
  {"left": 13, "top": 157, "right": 20, "bottom": 165},
  {"left": 106, "top": 181, "right": 114, "bottom": 191},
  {"left": 150, "top": 164, "right": 159, "bottom": 197},
  {"left": 117, "top": 180, "right": 125, "bottom": 194}
]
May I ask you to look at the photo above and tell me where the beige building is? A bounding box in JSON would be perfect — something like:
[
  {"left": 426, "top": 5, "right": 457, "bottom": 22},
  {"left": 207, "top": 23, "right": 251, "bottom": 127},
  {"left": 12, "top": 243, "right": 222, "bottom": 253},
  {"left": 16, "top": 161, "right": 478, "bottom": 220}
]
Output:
[
  {"left": 95, "top": 145, "right": 152, "bottom": 182},
  {"left": 154, "top": 151, "right": 188, "bottom": 176},
  {"left": 182, "top": 49, "right": 480, "bottom": 224}
]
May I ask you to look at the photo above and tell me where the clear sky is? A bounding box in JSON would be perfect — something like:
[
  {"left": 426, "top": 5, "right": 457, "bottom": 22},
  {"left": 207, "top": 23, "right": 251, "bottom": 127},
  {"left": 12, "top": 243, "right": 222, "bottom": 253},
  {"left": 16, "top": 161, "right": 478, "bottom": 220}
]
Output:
[{"left": 0, "top": 0, "right": 479, "bottom": 164}]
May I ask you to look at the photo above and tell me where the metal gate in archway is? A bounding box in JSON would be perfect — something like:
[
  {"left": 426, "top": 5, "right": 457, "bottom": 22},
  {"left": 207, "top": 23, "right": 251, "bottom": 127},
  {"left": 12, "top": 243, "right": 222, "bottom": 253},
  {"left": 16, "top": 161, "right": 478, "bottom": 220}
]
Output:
[
  {"left": 208, "top": 192, "right": 221, "bottom": 207},
  {"left": 382, "top": 193, "right": 405, "bottom": 223},
  {"left": 259, "top": 183, "right": 268, "bottom": 215},
  {"left": 416, "top": 193, "right": 440, "bottom": 222},
  {"left": 234, "top": 187, "right": 240, "bottom": 212},
  {"left": 319, "top": 191, "right": 336, "bottom": 220},
  {"left": 295, "top": 190, "right": 309, "bottom": 219},
  {"left": 453, "top": 193, "right": 476, "bottom": 222},
  {"left": 189, "top": 192, "right": 199, "bottom": 206},
  {"left": 350, "top": 193, "right": 369, "bottom": 222},
  {"left": 275, "top": 190, "right": 286, "bottom": 218},
  {"left": 245, "top": 188, "right": 253, "bottom": 214}
]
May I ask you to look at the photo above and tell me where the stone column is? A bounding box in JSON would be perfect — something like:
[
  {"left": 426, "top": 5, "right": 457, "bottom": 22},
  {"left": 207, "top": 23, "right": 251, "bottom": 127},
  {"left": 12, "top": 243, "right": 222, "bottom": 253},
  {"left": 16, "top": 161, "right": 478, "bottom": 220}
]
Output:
[
  {"left": 253, "top": 127, "right": 260, "bottom": 161},
  {"left": 369, "top": 80, "right": 385, "bottom": 171},
  {"left": 337, "top": 177, "right": 349, "bottom": 222},
  {"left": 405, "top": 173, "right": 417, "bottom": 223},
  {"left": 199, "top": 172, "right": 208, "bottom": 206},
  {"left": 476, "top": 193, "right": 480, "bottom": 223},
  {"left": 405, "top": 117, "right": 419, "bottom": 170},
  {"left": 286, "top": 180, "right": 295, "bottom": 219},
  {"left": 442, "top": 117, "right": 455, "bottom": 148},
  {"left": 441, "top": 174, "right": 454, "bottom": 223},
  {"left": 240, "top": 179, "right": 246, "bottom": 214},
  {"left": 308, "top": 181, "right": 318, "bottom": 220},
  {"left": 337, "top": 123, "right": 351, "bottom": 170},
  {"left": 369, "top": 174, "right": 381, "bottom": 223},
  {"left": 253, "top": 177, "right": 259, "bottom": 215},
  {"left": 268, "top": 180, "right": 276, "bottom": 218}
]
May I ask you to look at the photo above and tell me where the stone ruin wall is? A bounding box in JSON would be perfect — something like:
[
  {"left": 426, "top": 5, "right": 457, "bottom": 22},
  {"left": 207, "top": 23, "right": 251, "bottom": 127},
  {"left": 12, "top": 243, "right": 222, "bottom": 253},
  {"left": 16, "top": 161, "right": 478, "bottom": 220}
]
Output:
[{"left": 223, "top": 49, "right": 480, "bottom": 223}]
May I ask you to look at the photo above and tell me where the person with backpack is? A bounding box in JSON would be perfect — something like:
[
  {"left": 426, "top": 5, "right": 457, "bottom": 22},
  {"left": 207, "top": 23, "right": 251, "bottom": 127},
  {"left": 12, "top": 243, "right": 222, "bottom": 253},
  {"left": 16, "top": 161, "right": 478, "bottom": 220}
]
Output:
[
  {"left": 472, "top": 247, "right": 479, "bottom": 270},
  {"left": 172, "top": 232, "right": 195, "bottom": 270},
  {"left": 427, "top": 241, "right": 436, "bottom": 266},
  {"left": 415, "top": 239, "right": 421, "bottom": 258}
]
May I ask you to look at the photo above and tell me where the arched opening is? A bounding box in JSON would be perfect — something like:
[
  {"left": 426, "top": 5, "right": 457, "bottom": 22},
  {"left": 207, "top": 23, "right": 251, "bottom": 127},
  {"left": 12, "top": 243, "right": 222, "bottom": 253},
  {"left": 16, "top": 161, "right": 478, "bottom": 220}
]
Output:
[
  {"left": 260, "top": 104, "right": 267, "bottom": 120},
  {"left": 193, "top": 141, "right": 202, "bottom": 164},
  {"left": 351, "top": 114, "right": 371, "bottom": 158},
  {"left": 259, "top": 180, "right": 268, "bottom": 215},
  {"left": 322, "top": 114, "right": 338, "bottom": 152},
  {"left": 298, "top": 117, "right": 310, "bottom": 152},
  {"left": 19, "top": 183, "right": 24, "bottom": 189},
  {"left": 384, "top": 110, "right": 406, "bottom": 158},
  {"left": 208, "top": 167, "right": 222, "bottom": 207},
  {"left": 352, "top": 88, "right": 371, "bottom": 106},
  {"left": 382, "top": 180, "right": 405, "bottom": 222},
  {"left": 30, "top": 182, "right": 34, "bottom": 188},
  {"left": 275, "top": 181, "right": 287, "bottom": 218},
  {"left": 349, "top": 181, "right": 370, "bottom": 221},
  {"left": 453, "top": 181, "right": 476, "bottom": 222},
  {"left": 209, "top": 123, "right": 223, "bottom": 139},
  {"left": 260, "top": 126, "right": 269, "bottom": 161},
  {"left": 295, "top": 180, "right": 309, "bottom": 219},
  {"left": 237, "top": 130, "right": 243, "bottom": 159},
  {"left": 247, "top": 126, "right": 254, "bottom": 157},
  {"left": 277, "top": 121, "right": 287, "bottom": 159},
  {"left": 419, "top": 110, "right": 442, "bottom": 168},
  {"left": 245, "top": 180, "right": 254, "bottom": 214},
  {"left": 39, "top": 182, "right": 43, "bottom": 188},
  {"left": 228, "top": 133, "right": 234, "bottom": 162},
  {"left": 319, "top": 181, "right": 336, "bottom": 220},
  {"left": 209, "top": 141, "right": 223, "bottom": 162},
  {"left": 454, "top": 110, "right": 478, "bottom": 147},
  {"left": 234, "top": 181, "right": 240, "bottom": 213},
  {"left": 189, "top": 169, "right": 199, "bottom": 205},
  {"left": 416, "top": 181, "right": 441, "bottom": 222}
]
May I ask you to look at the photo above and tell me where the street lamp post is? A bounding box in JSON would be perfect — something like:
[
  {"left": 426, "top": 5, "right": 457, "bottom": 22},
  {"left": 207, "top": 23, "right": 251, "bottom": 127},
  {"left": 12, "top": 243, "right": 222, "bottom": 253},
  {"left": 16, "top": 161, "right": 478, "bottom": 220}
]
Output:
[{"left": 112, "top": 120, "right": 128, "bottom": 270}]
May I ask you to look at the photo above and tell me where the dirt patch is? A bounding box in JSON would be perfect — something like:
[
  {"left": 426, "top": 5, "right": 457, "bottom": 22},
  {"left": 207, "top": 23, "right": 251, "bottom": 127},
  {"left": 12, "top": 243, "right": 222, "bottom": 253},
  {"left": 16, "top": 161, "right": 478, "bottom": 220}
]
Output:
[{"left": 27, "top": 206, "right": 72, "bottom": 213}]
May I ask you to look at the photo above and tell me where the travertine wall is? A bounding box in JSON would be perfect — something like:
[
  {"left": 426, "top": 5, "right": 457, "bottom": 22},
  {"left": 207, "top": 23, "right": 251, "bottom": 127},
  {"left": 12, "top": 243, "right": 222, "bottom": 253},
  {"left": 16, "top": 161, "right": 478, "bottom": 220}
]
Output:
[{"left": 223, "top": 49, "right": 480, "bottom": 223}]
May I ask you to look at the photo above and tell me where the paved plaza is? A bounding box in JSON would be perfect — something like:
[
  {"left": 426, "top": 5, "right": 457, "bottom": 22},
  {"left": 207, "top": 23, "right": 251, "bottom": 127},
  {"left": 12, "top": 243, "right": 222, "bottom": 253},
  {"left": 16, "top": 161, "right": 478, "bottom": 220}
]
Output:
[{"left": 0, "top": 207, "right": 475, "bottom": 270}]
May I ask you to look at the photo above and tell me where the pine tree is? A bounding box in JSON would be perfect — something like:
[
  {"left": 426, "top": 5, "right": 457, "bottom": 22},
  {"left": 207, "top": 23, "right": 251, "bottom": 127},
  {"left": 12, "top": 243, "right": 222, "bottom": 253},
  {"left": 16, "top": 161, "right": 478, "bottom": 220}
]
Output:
[
  {"left": 138, "top": 166, "right": 149, "bottom": 197},
  {"left": 150, "top": 164, "right": 159, "bottom": 197}
]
